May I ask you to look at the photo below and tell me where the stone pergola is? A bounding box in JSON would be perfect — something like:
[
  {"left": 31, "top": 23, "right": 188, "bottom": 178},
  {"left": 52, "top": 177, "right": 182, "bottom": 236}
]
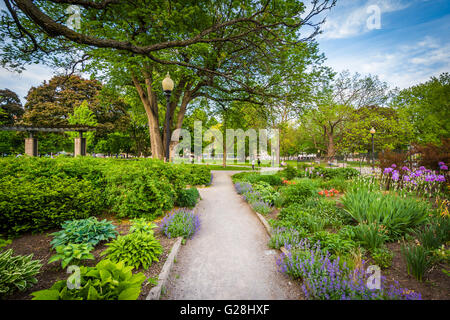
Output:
[{"left": 0, "top": 125, "right": 96, "bottom": 156}]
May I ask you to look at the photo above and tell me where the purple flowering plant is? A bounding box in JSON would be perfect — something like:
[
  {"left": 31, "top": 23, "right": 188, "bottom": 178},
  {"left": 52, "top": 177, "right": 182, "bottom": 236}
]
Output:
[
  {"left": 160, "top": 208, "right": 200, "bottom": 239},
  {"left": 381, "top": 162, "right": 447, "bottom": 198},
  {"left": 234, "top": 182, "right": 253, "bottom": 195},
  {"left": 276, "top": 239, "right": 421, "bottom": 300}
]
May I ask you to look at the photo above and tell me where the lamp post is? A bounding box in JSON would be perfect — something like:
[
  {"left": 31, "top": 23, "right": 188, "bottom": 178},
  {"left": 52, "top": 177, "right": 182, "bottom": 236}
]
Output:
[
  {"left": 370, "top": 127, "right": 376, "bottom": 171},
  {"left": 162, "top": 73, "right": 174, "bottom": 162}
]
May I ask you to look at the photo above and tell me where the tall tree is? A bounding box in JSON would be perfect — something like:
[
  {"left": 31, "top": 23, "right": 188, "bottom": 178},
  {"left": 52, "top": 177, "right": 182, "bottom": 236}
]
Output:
[
  {"left": 338, "top": 105, "right": 413, "bottom": 154},
  {"left": 1, "top": 0, "right": 336, "bottom": 159},
  {"left": 299, "top": 70, "right": 391, "bottom": 158},
  {"left": 0, "top": 88, "right": 24, "bottom": 124},
  {"left": 392, "top": 72, "right": 450, "bottom": 145}
]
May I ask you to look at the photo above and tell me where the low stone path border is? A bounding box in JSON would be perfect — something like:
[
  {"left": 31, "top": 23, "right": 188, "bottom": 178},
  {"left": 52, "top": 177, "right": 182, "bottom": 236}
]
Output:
[{"left": 146, "top": 236, "right": 183, "bottom": 300}]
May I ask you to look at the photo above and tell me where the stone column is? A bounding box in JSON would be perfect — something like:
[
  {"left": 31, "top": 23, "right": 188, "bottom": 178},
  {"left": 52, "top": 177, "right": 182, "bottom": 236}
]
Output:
[
  {"left": 25, "top": 131, "right": 38, "bottom": 156},
  {"left": 74, "top": 131, "right": 86, "bottom": 156}
]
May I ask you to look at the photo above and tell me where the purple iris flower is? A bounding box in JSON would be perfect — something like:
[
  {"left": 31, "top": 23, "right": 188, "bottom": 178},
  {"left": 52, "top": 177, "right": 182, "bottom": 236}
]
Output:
[
  {"left": 440, "top": 165, "right": 448, "bottom": 171},
  {"left": 403, "top": 175, "right": 410, "bottom": 182},
  {"left": 384, "top": 167, "right": 394, "bottom": 174},
  {"left": 392, "top": 170, "right": 400, "bottom": 181},
  {"left": 391, "top": 164, "right": 397, "bottom": 168},
  {"left": 401, "top": 166, "right": 410, "bottom": 171},
  {"left": 436, "top": 175, "right": 446, "bottom": 182},
  {"left": 419, "top": 166, "right": 426, "bottom": 170},
  {"left": 438, "top": 161, "right": 445, "bottom": 166}
]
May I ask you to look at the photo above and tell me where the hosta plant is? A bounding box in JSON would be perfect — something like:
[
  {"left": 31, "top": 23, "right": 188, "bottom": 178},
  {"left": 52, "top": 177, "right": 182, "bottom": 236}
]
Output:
[
  {"left": 0, "top": 249, "right": 42, "bottom": 297},
  {"left": 48, "top": 243, "right": 95, "bottom": 269},
  {"left": 101, "top": 232, "right": 163, "bottom": 269},
  {"left": 129, "top": 218, "right": 158, "bottom": 235},
  {"left": 50, "top": 217, "right": 117, "bottom": 249},
  {"left": 31, "top": 259, "right": 145, "bottom": 300}
]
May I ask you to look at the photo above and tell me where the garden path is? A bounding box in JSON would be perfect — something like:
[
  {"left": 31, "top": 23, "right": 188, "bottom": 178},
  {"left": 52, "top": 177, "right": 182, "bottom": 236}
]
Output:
[{"left": 163, "top": 170, "right": 301, "bottom": 300}]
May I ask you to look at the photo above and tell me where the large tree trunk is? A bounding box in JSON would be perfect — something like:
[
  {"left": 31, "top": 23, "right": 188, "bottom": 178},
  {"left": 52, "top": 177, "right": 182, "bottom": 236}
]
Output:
[
  {"left": 132, "top": 68, "right": 199, "bottom": 161},
  {"left": 131, "top": 71, "right": 164, "bottom": 159},
  {"left": 326, "top": 132, "right": 335, "bottom": 159}
]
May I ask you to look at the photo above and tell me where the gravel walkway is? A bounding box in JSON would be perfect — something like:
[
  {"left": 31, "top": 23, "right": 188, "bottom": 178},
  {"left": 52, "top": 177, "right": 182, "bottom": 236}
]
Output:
[{"left": 163, "top": 171, "right": 301, "bottom": 300}]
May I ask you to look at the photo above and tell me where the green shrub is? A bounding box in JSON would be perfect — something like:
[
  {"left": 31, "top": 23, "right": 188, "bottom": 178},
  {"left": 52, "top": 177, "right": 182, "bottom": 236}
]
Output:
[
  {"left": 252, "top": 181, "right": 279, "bottom": 205},
  {"left": 176, "top": 188, "right": 200, "bottom": 208},
  {"left": 50, "top": 217, "right": 117, "bottom": 249},
  {"left": 0, "top": 158, "right": 211, "bottom": 235},
  {"left": 283, "top": 165, "right": 297, "bottom": 180},
  {"left": 48, "top": 243, "right": 94, "bottom": 269},
  {"left": 0, "top": 238, "right": 12, "bottom": 250},
  {"left": 353, "top": 222, "right": 389, "bottom": 250},
  {"left": 0, "top": 249, "right": 42, "bottom": 297},
  {"left": 0, "top": 176, "right": 102, "bottom": 236},
  {"left": 232, "top": 172, "right": 282, "bottom": 186},
  {"left": 337, "top": 225, "right": 357, "bottom": 240},
  {"left": 101, "top": 232, "right": 163, "bottom": 269},
  {"left": 186, "top": 165, "right": 211, "bottom": 185},
  {"left": 401, "top": 244, "right": 432, "bottom": 281},
  {"left": 308, "top": 231, "right": 356, "bottom": 258},
  {"left": 371, "top": 247, "right": 394, "bottom": 269},
  {"left": 129, "top": 218, "right": 158, "bottom": 235},
  {"left": 277, "top": 203, "right": 326, "bottom": 232},
  {"left": 302, "top": 197, "right": 347, "bottom": 227},
  {"left": 319, "top": 178, "right": 350, "bottom": 192},
  {"left": 279, "top": 179, "right": 317, "bottom": 206},
  {"left": 106, "top": 173, "right": 176, "bottom": 219},
  {"left": 31, "top": 259, "right": 145, "bottom": 300},
  {"left": 341, "top": 187, "right": 431, "bottom": 239},
  {"left": 313, "top": 167, "right": 359, "bottom": 180}
]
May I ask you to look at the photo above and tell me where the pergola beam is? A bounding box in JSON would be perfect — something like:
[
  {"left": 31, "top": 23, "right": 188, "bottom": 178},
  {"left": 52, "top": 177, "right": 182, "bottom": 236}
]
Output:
[
  {"left": 0, "top": 125, "right": 96, "bottom": 157},
  {"left": 0, "top": 125, "right": 96, "bottom": 132}
]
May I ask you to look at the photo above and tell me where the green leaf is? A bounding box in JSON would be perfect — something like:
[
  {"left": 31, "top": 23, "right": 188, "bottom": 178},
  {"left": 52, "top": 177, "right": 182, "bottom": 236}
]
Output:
[
  {"left": 118, "top": 287, "right": 140, "bottom": 300},
  {"left": 31, "top": 289, "right": 60, "bottom": 300}
]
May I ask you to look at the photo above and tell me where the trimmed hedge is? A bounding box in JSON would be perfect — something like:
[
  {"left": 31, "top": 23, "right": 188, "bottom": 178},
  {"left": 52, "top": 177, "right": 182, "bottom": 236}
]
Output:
[
  {"left": 176, "top": 188, "right": 200, "bottom": 208},
  {"left": 0, "top": 176, "right": 102, "bottom": 235},
  {"left": 0, "top": 158, "right": 211, "bottom": 236}
]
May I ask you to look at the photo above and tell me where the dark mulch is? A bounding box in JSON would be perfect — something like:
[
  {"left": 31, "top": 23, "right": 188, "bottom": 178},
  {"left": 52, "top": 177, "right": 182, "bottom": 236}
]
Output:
[
  {"left": 376, "top": 242, "right": 450, "bottom": 300},
  {"left": 3, "top": 215, "right": 176, "bottom": 300}
]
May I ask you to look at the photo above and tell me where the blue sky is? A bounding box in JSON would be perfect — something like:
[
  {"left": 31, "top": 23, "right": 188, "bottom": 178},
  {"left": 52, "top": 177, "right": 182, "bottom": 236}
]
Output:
[
  {"left": 0, "top": 0, "right": 449, "bottom": 103},
  {"left": 315, "top": 0, "right": 450, "bottom": 88}
]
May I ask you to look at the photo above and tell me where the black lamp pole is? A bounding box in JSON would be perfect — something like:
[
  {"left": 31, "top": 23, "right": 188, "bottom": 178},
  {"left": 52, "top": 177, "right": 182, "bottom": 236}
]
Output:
[
  {"left": 164, "top": 91, "right": 172, "bottom": 162},
  {"left": 162, "top": 73, "right": 174, "bottom": 162},
  {"left": 371, "top": 133, "right": 374, "bottom": 171}
]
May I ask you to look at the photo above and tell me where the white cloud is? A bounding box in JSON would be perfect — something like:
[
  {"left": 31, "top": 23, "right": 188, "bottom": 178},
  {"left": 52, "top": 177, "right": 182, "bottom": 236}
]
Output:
[
  {"left": 319, "top": 0, "right": 413, "bottom": 39},
  {"left": 0, "top": 64, "right": 55, "bottom": 103},
  {"left": 325, "top": 36, "right": 450, "bottom": 89}
]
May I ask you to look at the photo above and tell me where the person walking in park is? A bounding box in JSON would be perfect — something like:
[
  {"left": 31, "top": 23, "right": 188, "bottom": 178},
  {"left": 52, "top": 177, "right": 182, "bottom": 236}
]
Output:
[
  {"left": 252, "top": 159, "right": 255, "bottom": 170},
  {"left": 257, "top": 157, "right": 261, "bottom": 167}
]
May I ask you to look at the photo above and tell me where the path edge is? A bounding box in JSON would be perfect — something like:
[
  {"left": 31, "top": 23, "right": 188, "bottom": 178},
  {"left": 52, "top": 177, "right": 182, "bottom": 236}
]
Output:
[
  {"left": 146, "top": 236, "right": 183, "bottom": 300},
  {"left": 237, "top": 192, "right": 290, "bottom": 256}
]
